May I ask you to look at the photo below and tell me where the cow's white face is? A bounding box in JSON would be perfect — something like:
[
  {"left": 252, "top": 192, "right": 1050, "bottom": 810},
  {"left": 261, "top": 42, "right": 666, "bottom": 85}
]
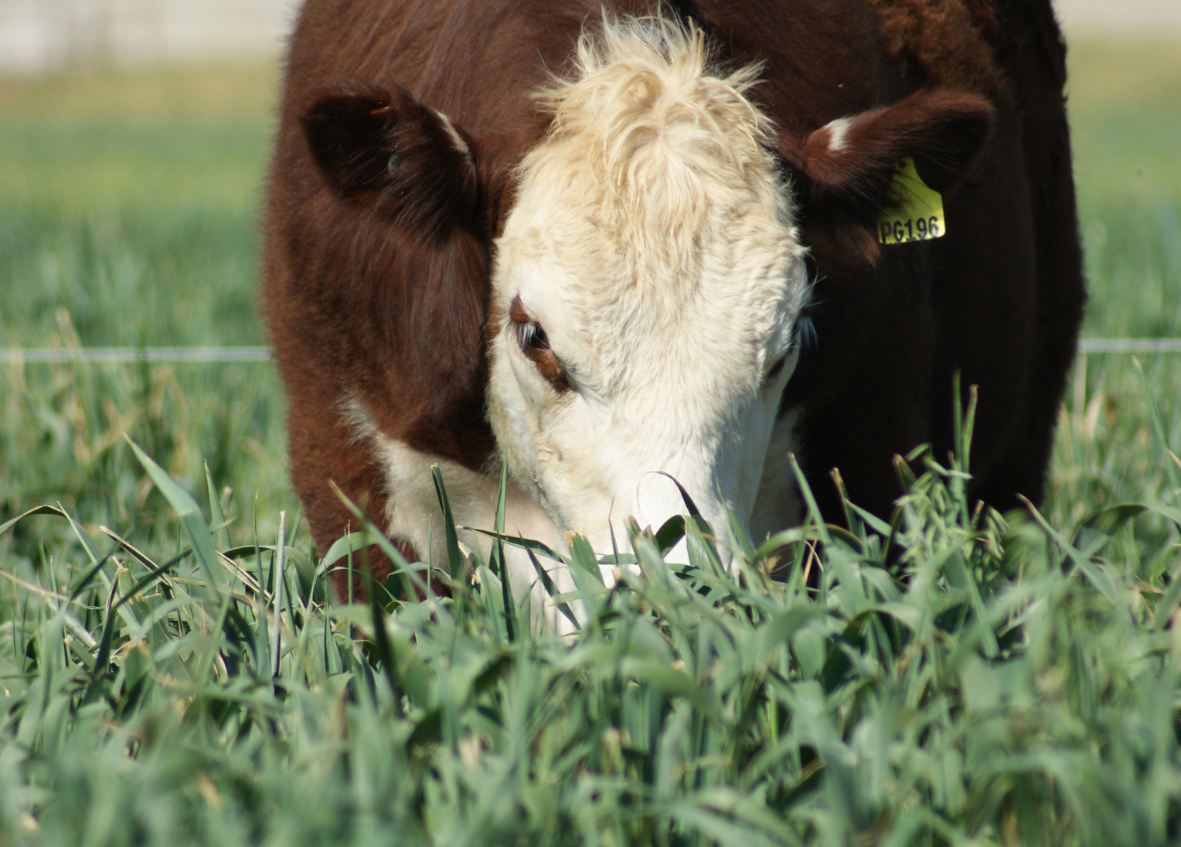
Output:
[{"left": 487, "top": 19, "right": 810, "bottom": 555}]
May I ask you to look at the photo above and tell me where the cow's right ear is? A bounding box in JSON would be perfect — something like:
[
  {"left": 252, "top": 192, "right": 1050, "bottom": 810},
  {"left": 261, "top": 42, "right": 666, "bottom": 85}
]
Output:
[
  {"left": 777, "top": 89, "right": 995, "bottom": 265},
  {"left": 301, "top": 85, "right": 481, "bottom": 240}
]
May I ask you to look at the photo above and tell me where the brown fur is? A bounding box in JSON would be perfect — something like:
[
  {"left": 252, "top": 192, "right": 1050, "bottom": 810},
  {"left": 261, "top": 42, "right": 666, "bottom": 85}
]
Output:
[
  {"left": 867, "top": 0, "right": 1006, "bottom": 97},
  {"left": 263, "top": 0, "right": 1084, "bottom": 593}
]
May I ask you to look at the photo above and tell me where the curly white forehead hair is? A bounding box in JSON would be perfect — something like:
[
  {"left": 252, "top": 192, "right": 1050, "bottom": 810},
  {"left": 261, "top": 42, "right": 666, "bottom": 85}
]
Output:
[{"left": 524, "top": 13, "right": 786, "bottom": 299}]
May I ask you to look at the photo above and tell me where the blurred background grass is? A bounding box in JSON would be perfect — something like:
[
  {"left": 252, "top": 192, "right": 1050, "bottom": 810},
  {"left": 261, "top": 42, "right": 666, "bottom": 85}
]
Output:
[
  {"left": 0, "top": 62, "right": 287, "bottom": 556},
  {"left": 1051, "top": 39, "right": 1181, "bottom": 541},
  {"left": 0, "top": 64, "right": 275, "bottom": 346},
  {"left": 0, "top": 36, "right": 1179, "bottom": 571}
]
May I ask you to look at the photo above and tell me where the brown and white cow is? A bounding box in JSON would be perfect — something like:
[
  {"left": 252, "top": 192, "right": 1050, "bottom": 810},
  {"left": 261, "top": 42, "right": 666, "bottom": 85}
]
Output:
[{"left": 264, "top": 0, "right": 1084, "bottom": 620}]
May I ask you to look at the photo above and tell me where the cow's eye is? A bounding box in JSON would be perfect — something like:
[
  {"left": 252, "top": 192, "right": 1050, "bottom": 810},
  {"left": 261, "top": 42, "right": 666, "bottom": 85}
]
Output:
[
  {"left": 509, "top": 296, "right": 550, "bottom": 352},
  {"left": 508, "top": 295, "right": 569, "bottom": 392},
  {"left": 517, "top": 321, "right": 550, "bottom": 352}
]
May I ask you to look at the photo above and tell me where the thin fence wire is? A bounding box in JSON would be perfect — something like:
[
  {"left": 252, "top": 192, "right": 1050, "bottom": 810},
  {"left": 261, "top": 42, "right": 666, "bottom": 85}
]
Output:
[
  {"left": 1, "top": 339, "right": 1181, "bottom": 365},
  {"left": 1077, "top": 339, "right": 1181, "bottom": 353}
]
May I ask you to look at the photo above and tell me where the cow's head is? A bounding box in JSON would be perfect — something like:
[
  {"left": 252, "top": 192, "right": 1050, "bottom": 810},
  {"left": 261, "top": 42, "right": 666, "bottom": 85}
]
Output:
[{"left": 300, "top": 15, "right": 993, "bottom": 559}]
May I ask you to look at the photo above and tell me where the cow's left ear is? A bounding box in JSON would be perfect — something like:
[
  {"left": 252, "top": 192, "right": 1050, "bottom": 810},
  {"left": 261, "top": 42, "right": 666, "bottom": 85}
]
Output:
[
  {"left": 301, "top": 84, "right": 482, "bottom": 241},
  {"left": 777, "top": 89, "right": 995, "bottom": 263}
]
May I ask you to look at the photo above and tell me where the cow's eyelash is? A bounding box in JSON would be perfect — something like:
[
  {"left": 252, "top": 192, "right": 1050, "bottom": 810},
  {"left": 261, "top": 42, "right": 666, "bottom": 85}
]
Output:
[
  {"left": 516, "top": 321, "right": 550, "bottom": 351},
  {"left": 792, "top": 315, "right": 817, "bottom": 352}
]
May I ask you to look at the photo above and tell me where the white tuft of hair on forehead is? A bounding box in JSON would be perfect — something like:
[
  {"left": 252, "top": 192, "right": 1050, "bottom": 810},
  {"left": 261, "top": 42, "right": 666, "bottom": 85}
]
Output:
[
  {"left": 545, "top": 16, "right": 768, "bottom": 167},
  {"left": 525, "top": 14, "right": 779, "bottom": 299}
]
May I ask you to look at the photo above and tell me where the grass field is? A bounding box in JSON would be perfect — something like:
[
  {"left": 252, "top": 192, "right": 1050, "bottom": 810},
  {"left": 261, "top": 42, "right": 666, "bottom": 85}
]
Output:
[{"left": 1, "top": 38, "right": 1180, "bottom": 846}]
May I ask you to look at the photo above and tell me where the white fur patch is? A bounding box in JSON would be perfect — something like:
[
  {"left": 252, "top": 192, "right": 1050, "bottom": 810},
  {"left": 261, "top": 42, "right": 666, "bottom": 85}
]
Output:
[
  {"left": 344, "top": 397, "right": 585, "bottom": 632},
  {"left": 435, "top": 110, "right": 475, "bottom": 171},
  {"left": 487, "top": 15, "right": 811, "bottom": 558},
  {"left": 825, "top": 116, "right": 854, "bottom": 152}
]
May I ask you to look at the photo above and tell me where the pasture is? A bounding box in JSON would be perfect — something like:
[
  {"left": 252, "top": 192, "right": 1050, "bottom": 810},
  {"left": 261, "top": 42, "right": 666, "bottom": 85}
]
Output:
[{"left": 1, "top": 38, "right": 1180, "bottom": 845}]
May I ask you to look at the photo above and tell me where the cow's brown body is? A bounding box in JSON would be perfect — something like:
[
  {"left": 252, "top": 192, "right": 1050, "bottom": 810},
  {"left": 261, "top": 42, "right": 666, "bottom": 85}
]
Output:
[{"left": 264, "top": 0, "right": 1084, "bottom": 583}]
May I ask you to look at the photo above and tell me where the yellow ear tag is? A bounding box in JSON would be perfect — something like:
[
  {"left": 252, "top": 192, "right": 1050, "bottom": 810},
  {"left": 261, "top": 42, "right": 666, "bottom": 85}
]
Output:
[{"left": 877, "top": 157, "right": 946, "bottom": 245}]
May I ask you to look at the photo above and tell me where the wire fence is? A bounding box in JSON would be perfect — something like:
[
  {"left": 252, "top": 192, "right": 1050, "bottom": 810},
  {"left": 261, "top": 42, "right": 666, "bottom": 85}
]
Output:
[
  {"left": 1075, "top": 339, "right": 1181, "bottom": 353},
  {"left": 2, "top": 339, "right": 1181, "bottom": 366}
]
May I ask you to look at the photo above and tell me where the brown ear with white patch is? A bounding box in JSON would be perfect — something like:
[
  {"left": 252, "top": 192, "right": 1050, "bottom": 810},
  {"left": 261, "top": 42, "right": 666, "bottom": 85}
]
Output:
[
  {"left": 777, "top": 89, "right": 996, "bottom": 264},
  {"left": 301, "top": 84, "right": 482, "bottom": 241}
]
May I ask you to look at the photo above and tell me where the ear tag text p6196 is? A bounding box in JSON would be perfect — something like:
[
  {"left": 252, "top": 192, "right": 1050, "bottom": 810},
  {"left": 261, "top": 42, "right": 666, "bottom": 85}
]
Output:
[{"left": 878, "top": 157, "right": 946, "bottom": 245}]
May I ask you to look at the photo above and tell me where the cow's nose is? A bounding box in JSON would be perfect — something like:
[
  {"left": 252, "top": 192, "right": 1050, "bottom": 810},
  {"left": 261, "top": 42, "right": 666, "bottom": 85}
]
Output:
[
  {"left": 629, "top": 473, "right": 745, "bottom": 571},
  {"left": 663, "top": 535, "right": 690, "bottom": 566}
]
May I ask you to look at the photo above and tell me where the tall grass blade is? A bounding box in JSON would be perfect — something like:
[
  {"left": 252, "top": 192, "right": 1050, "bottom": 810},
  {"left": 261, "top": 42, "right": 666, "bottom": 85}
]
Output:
[
  {"left": 1135, "top": 357, "right": 1181, "bottom": 492},
  {"left": 205, "top": 462, "right": 231, "bottom": 551},
  {"left": 1019, "top": 495, "right": 1122, "bottom": 606},
  {"left": 491, "top": 458, "right": 515, "bottom": 642},
  {"left": 126, "top": 438, "right": 222, "bottom": 601},
  {"left": 0, "top": 505, "right": 66, "bottom": 537},
  {"left": 431, "top": 465, "right": 465, "bottom": 582},
  {"left": 272, "top": 511, "right": 285, "bottom": 678},
  {"left": 527, "top": 548, "right": 580, "bottom": 632}
]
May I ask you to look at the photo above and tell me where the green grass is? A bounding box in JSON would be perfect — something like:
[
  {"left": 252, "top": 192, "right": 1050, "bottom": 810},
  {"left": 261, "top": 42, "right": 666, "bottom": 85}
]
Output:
[
  {"left": 1, "top": 40, "right": 1180, "bottom": 846},
  {"left": 0, "top": 63, "right": 286, "bottom": 538},
  {"left": 0, "top": 414, "right": 1178, "bottom": 845}
]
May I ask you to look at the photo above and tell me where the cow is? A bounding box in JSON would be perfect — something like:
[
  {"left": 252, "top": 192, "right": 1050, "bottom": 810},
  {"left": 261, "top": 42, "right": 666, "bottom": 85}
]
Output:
[{"left": 263, "top": 0, "right": 1084, "bottom": 620}]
